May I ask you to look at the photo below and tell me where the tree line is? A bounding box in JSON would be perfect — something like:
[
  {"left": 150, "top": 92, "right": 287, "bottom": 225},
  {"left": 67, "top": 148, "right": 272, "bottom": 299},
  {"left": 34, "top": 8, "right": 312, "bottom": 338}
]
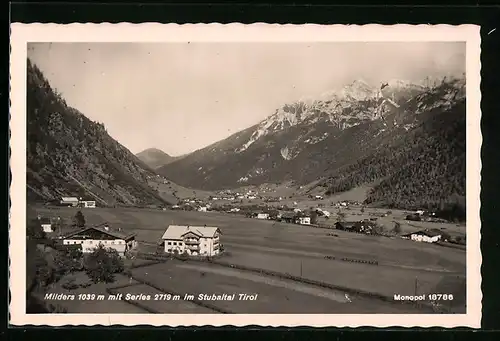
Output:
[{"left": 324, "top": 100, "right": 466, "bottom": 221}]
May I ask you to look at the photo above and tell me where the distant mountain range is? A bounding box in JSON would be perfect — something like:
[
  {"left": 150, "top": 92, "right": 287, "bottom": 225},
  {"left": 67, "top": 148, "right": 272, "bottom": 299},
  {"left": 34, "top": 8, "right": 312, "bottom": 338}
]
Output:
[
  {"left": 26, "top": 59, "right": 170, "bottom": 207},
  {"left": 159, "top": 75, "right": 466, "bottom": 212},
  {"left": 26, "top": 55, "right": 466, "bottom": 214},
  {"left": 135, "top": 148, "right": 184, "bottom": 169}
]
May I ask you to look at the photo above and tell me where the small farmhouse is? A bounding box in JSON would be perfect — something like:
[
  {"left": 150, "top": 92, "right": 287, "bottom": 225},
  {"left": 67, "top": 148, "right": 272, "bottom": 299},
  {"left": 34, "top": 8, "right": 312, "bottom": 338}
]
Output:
[
  {"left": 60, "top": 197, "right": 79, "bottom": 207},
  {"left": 79, "top": 200, "right": 96, "bottom": 208},
  {"left": 39, "top": 217, "right": 53, "bottom": 233},
  {"left": 257, "top": 213, "right": 269, "bottom": 220},
  {"left": 297, "top": 216, "right": 311, "bottom": 225},
  {"left": 161, "top": 225, "right": 222, "bottom": 256},
  {"left": 402, "top": 229, "right": 442, "bottom": 243},
  {"left": 61, "top": 225, "right": 137, "bottom": 256}
]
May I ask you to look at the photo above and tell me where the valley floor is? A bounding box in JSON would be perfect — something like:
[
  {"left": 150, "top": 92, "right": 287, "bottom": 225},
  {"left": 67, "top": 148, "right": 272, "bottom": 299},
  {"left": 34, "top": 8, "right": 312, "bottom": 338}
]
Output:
[{"left": 29, "top": 205, "right": 467, "bottom": 314}]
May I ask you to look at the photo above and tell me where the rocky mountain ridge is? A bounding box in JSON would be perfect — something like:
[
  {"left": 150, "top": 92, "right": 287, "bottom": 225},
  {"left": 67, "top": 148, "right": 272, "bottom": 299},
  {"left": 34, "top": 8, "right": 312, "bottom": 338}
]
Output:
[{"left": 159, "top": 74, "right": 466, "bottom": 212}]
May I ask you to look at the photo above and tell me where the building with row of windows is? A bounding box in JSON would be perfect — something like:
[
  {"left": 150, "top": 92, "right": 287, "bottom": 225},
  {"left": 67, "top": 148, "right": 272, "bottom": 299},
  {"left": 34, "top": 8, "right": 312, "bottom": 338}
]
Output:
[{"left": 160, "top": 225, "right": 222, "bottom": 256}]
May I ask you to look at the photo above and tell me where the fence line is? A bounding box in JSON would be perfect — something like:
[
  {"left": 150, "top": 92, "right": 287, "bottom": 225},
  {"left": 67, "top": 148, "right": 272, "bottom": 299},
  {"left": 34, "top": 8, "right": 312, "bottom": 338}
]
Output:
[{"left": 133, "top": 252, "right": 449, "bottom": 313}]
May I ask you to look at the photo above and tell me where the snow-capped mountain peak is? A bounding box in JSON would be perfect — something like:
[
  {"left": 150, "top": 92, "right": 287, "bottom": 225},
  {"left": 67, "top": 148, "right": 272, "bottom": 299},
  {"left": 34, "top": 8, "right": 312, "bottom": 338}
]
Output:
[{"left": 235, "top": 77, "right": 459, "bottom": 153}]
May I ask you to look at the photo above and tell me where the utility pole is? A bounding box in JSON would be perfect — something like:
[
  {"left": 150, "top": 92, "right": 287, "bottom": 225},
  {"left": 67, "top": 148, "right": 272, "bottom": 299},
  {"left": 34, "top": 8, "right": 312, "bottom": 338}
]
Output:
[
  {"left": 300, "top": 260, "right": 303, "bottom": 277},
  {"left": 414, "top": 277, "right": 418, "bottom": 296}
]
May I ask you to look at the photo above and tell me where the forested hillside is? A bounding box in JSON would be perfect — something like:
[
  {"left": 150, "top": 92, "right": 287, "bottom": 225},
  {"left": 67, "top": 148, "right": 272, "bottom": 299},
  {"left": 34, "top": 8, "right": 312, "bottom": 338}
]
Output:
[
  {"left": 322, "top": 100, "right": 466, "bottom": 218},
  {"left": 26, "top": 59, "right": 168, "bottom": 206}
]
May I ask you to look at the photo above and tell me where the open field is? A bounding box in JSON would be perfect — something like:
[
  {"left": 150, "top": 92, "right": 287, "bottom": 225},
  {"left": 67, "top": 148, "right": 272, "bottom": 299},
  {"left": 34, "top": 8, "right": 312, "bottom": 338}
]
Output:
[
  {"left": 31, "top": 205, "right": 467, "bottom": 313},
  {"left": 129, "top": 260, "right": 431, "bottom": 313},
  {"left": 149, "top": 178, "right": 215, "bottom": 203}
]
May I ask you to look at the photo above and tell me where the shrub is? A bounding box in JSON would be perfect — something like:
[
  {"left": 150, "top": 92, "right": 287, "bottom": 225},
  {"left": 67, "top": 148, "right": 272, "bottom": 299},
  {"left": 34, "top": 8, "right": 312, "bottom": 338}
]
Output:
[
  {"left": 73, "top": 211, "right": 86, "bottom": 228},
  {"left": 393, "top": 222, "right": 402, "bottom": 234},
  {"left": 27, "top": 218, "right": 46, "bottom": 240},
  {"left": 83, "top": 245, "right": 124, "bottom": 284}
]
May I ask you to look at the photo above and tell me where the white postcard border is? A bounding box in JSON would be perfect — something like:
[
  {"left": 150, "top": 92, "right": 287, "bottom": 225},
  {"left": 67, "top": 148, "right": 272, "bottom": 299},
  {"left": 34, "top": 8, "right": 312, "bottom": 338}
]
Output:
[{"left": 9, "top": 23, "right": 482, "bottom": 328}]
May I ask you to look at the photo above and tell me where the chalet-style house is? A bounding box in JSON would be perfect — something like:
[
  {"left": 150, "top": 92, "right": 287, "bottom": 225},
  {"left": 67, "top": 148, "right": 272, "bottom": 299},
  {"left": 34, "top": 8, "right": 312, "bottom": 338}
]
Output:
[
  {"left": 161, "top": 225, "right": 222, "bottom": 256},
  {"left": 61, "top": 225, "right": 137, "bottom": 256},
  {"left": 60, "top": 197, "right": 79, "bottom": 207},
  {"left": 402, "top": 229, "right": 442, "bottom": 243},
  {"left": 39, "top": 217, "right": 53, "bottom": 233}
]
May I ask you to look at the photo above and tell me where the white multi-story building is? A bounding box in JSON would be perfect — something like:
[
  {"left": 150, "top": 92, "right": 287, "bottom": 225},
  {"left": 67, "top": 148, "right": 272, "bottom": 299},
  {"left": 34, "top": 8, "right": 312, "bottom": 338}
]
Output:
[{"left": 161, "top": 225, "right": 222, "bottom": 257}]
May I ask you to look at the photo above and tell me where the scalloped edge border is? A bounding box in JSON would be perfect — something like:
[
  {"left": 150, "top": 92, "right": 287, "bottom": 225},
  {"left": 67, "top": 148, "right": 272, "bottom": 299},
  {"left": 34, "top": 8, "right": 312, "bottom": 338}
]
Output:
[{"left": 9, "top": 23, "right": 482, "bottom": 328}]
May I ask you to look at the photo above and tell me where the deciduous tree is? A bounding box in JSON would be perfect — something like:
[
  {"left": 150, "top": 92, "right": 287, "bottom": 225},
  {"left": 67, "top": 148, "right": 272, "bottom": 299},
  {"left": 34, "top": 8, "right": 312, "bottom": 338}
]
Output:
[{"left": 83, "top": 245, "right": 124, "bottom": 284}]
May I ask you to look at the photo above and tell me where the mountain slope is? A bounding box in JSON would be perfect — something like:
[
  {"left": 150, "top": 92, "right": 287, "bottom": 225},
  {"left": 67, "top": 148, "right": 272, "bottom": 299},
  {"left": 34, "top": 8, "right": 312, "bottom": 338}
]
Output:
[
  {"left": 26, "top": 59, "right": 170, "bottom": 207},
  {"left": 159, "top": 75, "right": 466, "bottom": 212},
  {"left": 136, "top": 148, "right": 182, "bottom": 169}
]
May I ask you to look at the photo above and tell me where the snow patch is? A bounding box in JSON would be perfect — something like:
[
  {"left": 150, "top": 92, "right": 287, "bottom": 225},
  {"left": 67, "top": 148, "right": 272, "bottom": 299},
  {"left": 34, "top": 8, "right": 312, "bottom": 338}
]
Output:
[{"left": 280, "top": 147, "right": 291, "bottom": 161}]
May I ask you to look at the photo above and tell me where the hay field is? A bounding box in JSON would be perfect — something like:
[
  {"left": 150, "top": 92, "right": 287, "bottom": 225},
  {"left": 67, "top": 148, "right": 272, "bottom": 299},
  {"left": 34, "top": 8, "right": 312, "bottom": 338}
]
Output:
[{"left": 31, "top": 205, "right": 467, "bottom": 313}]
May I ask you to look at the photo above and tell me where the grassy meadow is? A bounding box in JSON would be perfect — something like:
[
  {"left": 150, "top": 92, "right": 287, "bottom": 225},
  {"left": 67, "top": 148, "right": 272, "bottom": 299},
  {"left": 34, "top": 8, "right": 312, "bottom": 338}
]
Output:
[{"left": 30, "top": 205, "right": 467, "bottom": 313}]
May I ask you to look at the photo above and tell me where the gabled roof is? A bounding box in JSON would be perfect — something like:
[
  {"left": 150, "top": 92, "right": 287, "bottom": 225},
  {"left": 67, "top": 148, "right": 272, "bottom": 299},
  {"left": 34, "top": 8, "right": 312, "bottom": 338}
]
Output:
[
  {"left": 63, "top": 226, "right": 136, "bottom": 241},
  {"left": 39, "top": 217, "right": 51, "bottom": 224},
  {"left": 161, "top": 225, "right": 221, "bottom": 240},
  {"left": 61, "top": 197, "right": 79, "bottom": 201},
  {"left": 335, "top": 221, "right": 357, "bottom": 228}
]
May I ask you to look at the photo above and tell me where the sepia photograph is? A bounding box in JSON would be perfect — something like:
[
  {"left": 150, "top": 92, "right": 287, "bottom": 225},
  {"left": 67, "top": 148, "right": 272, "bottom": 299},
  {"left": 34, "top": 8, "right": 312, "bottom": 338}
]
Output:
[{"left": 9, "top": 24, "right": 481, "bottom": 327}]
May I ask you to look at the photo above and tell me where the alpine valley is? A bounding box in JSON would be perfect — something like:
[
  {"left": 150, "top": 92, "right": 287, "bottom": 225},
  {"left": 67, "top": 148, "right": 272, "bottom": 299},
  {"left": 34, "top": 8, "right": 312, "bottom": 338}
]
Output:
[
  {"left": 159, "top": 75, "right": 466, "bottom": 213},
  {"left": 26, "top": 59, "right": 169, "bottom": 207}
]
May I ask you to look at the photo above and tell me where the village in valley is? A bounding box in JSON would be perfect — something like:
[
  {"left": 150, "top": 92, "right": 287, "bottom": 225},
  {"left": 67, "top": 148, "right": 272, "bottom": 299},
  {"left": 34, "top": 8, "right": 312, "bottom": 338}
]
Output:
[
  {"left": 28, "top": 179, "right": 467, "bottom": 314},
  {"left": 24, "top": 41, "right": 468, "bottom": 316}
]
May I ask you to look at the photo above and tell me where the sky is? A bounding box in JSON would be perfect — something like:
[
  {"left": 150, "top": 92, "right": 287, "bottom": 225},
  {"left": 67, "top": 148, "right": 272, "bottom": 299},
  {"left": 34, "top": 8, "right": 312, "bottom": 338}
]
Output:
[{"left": 27, "top": 42, "right": 465, "bottom": 156}]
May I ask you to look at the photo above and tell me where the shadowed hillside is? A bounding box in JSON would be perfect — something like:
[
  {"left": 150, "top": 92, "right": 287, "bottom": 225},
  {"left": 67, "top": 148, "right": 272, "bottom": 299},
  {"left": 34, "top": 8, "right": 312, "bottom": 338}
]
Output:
[
  {"left": 159, "top": 76, "right": 466, "bottom": 217},
  {"left": 26, "top": 59, "right": 170, "bottom": 207},
  {"left": 136, "top": 148, "right": 183, "bottom": 169}
]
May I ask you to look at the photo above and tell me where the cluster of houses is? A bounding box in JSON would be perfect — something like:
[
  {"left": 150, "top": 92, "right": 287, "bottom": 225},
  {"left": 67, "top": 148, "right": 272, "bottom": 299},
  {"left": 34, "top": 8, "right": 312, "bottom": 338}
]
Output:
[
  {"left": 58, "top": 197, "right": 96, "bottom": 208},
  {"left": 249, "top": 207, "right": 332, "bottom": 226},
  {"left": 334, "top": 219, "right": 449, "bottom": 244},
  {"left": 332, "top": 200, "right": 363, "bottom": 208},
  {"left": 405, "top": 210, "right": 447, "bottom": 223},
  {"left": 210, "top": 189, "right": 260, "bottom": 201},
  {"left": 334, "top": 220, "right": 379, "bottom": 234},
  {"left": 39, "top": 216, "right": 224, "bottom": 258}
]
